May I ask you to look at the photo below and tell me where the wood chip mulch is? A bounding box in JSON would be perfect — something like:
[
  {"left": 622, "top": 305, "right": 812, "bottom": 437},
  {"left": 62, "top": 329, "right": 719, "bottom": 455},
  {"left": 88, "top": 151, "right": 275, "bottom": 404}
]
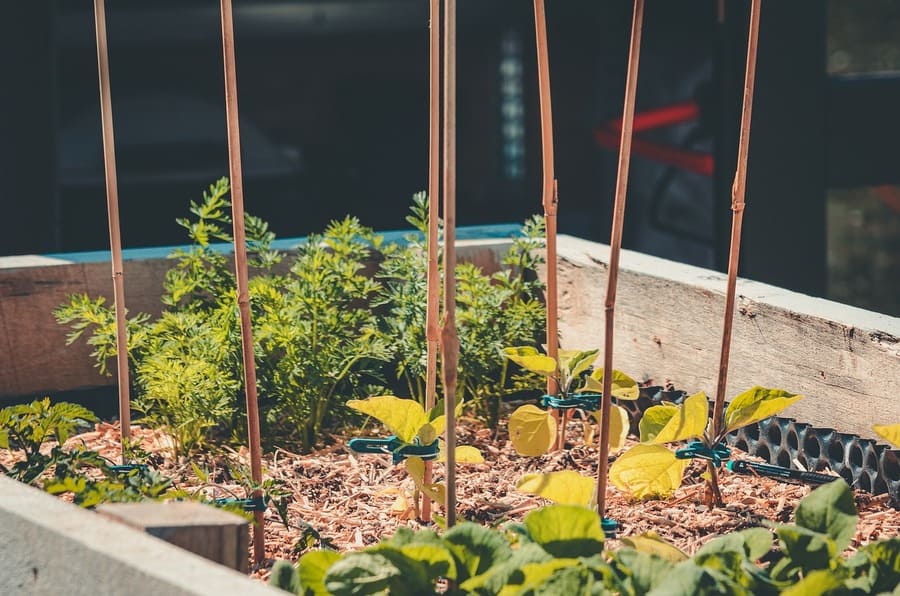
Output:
[{"left": 3, "top": 418, "right": 898, "bottom": 584}]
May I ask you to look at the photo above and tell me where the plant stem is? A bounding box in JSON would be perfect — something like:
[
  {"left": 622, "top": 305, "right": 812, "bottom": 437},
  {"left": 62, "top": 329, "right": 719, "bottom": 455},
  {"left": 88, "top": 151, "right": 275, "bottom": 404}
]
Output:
[
  {"left": 92, "top": 0, "right": 131, "bottom": 458},
  {"left": 710, "top": 0, "right": 762, "bottom": 504},
  {"left": 597, "top": 0, "right": 644, "bottom": 519},
  {"left": 219, "top": 0, "right": 265, "bottom": 566}
]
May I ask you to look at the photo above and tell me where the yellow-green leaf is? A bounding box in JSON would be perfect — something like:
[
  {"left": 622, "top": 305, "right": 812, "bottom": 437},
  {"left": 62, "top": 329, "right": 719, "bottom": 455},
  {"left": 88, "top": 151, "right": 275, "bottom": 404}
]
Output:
[
  {"left": 621, "top": 532, "right": 689, "bottom": 562},
  {"left": 643, "top": 391, "right": 709, "bottom": 444},
  {"left": 516, "top": 470, "right": 595, "bottom": 506},
  {"left": 502, "top": 347, "right": 557, "bottom": 377},
  {"left": 639, "top": 403, "right": 678, "bottom": 442},
  {"left": 427, "top": 399, "right": 465, "bottom": 437},
  {"left": 347, "top": 396, "right": 427, "bottom": 443},
  {"left": 873, "top": 423, "right": 900, "bottom": 448},
  {"left": 508, "top": 405, "right": 557, "bottom": 456},
  {"left": 437, "top": 444, "right": 484, "bottom": 464},
  {"left": 417, "top": 423, "right": 438, "bottom": 446},
  {"left": 609, "top": 444, "right": 689, "bottom": 499},
  {"left": 406, "top": 456, "right": 446, "bottom": 504},
  {"left": 558, "top": 349, "right": 599, "bottom": 380},
  {"left": 724, "top": 386, "right": 802, "bottom": 434},
  {"left": 582, "top": 369, "right": 639, "bottom": 400},
  {"left": 588, "top": 404, "right": 631, "bottom": 451}
]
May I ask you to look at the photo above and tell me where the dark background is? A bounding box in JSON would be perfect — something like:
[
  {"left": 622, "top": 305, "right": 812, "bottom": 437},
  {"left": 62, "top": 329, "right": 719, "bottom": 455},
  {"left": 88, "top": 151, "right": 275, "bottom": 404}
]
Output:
[{"left": 1, "top": 1, "right": 898, "bottom": 314}]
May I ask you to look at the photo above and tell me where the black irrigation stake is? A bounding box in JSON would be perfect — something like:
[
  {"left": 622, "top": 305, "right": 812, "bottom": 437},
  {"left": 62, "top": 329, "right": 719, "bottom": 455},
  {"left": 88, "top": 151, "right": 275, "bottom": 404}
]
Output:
[{"left": 727, "top": 460, "right": 841, "bottom": 486}]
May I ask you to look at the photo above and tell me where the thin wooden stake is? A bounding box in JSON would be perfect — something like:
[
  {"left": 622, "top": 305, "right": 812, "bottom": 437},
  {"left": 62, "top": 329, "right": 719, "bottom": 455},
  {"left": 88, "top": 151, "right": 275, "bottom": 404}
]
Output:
[
  {"left": 712, "top": 0, "right": 762, "bottom": 443},
  {"left": 597, "top": 0, "right": 644, "bottom": 518},
  {"left": 533, "top": 0, "right": 562, "bottom": 449},
  {"left": 219, "top": 0, "right": 265, "bottom": 566},
  {"left": 93, "top": 0, "right": 131, "bottom": 461},
  {"left": 441, "top": 0, "right": 458, "bottom": 528},
  {"left": 422, "top": 0, "right": 442, "bottom": 524}
]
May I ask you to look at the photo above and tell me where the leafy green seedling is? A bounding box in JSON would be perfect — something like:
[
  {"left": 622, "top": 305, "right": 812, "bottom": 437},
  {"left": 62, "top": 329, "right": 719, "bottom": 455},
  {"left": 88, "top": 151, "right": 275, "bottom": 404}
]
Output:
[
  {"left": 610, "top": 386, "right": 802, "bottom": 503},
  {"left": 347, "top": 396, "right": 481, "bottom": 517},
  {"left": 501, "top": 346, "right": 638, "bottom": 455}
]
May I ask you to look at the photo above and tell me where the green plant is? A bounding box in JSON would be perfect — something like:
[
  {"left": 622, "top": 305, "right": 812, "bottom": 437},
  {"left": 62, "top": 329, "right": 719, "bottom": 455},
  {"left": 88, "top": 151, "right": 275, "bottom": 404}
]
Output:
[
  {"left": 609, "top": 386, "right": 802, "bottom": 504},
  {"left": 502, "top": 347, "right": 638, "bottom": 456},
  {"left": 271, "top": 480, "right": 899, "bottom": 595},
  {"left": 375, "top": 194, "right": 547, "bottom": 428},
  {"left": 56, "top": 179, "right": 391, "bottom": 453},
  {"left": 347, "top": 395, "right": 481, "bottom": 517}
]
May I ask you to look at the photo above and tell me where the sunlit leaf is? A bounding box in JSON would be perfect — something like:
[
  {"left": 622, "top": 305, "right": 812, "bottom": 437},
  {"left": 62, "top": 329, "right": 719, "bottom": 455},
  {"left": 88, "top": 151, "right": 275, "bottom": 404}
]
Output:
[
  {"left": 795, "top": 479, "right": 857, "bottom": 552},
  {"left": 723, "top": 386, "right": 802, "bottom": 434},
  {"left": 781, "top": 570, "right": 846, "bottom": 596},
  {"left": 622, "top": 532, "right": 689, "bottom": 562},
  {"left": 348, "top": 396, "right": 427, "bottom": 443},
  {"left": 609, "top": 444, "right": 689, "bottom": 499},
  {"left": 873, "top": 423, "right": 900, "bottom": 448},
  {"left": 558, "top": 349, "right": 599, "bottom": 380},
  {"left": 437, "top": 444, "right": 484, "bottom": 464},
  {"left": 508, "top": 405, "right": 557, "bottom": 456},
  {"left": 406, "top": 456, "right": 445, "bottom": 504},
  {"left": 427, "top": 399, "right": 466, "bottom": 437},
  {"left": 524, "top": 505, "right": 605, "bottom": 558},
  {"left": 501, "top": 347, "right": 557, "bottom": 377},
  {"left": 516, "top": 470, "right": 595, "bottom": 506},
  {"left": 582, "top": 369, "right": 639, "bottom": 400},
  {"left": 643, "top": 392, "right": 709, "bottom": 444},
  {"left": 417, "top": 423, "right": 438, "bottom": 446},
  {"left": 639, "top": 404, "right": 678, "bottom": 442},
  {"left": 297, "top": 550, "right": 342, "bottom": 596},
  {"left": 588, "top": 404, "right": 631, "bottom": 451}
]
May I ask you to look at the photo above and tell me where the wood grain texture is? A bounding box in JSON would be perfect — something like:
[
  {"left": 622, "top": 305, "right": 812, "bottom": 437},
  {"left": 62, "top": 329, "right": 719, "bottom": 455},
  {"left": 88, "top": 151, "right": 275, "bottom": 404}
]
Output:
[{"left": 548, "top": 235, "right": 900, "bottom": 441}]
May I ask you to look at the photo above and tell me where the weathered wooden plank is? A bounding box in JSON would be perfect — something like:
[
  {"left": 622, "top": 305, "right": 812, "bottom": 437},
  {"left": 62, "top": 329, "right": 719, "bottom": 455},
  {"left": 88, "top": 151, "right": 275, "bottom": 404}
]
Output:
[
  {"left": 96, "top": 501, "right": 249, "bottom": 573},
  {"left": 549, "top": 235, "right": 900, "bottom": 440}
]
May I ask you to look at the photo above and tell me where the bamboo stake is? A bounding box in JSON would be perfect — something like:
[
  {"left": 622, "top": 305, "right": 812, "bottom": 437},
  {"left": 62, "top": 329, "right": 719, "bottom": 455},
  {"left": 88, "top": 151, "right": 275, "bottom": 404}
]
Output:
[
  {"left": 219, "top": 0, "right": 265, "bottom": 566},
  {"left": 533, "top": 0, "right": 563, "bottom": 449},
  {"left": 93, "top": 0, "right": 131, "bottom": 461},
  {"left": 710, "top": 0, "right": 762, "bottom": 505},
  {"left": 422, "top": 0, "right": 441, "bottom": 524},
  {"left": 597, "top": 0, "right": 644, "bottom": 518},
  {"left": 441, "top": 0, "right": 458, "bottom": 528}
]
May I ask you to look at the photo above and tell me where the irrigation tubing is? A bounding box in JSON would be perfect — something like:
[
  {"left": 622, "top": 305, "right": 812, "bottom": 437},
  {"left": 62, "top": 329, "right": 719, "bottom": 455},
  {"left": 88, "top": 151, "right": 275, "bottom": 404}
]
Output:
[
  {"left": 219, "top": 0, "right": 266, "bottom": 566},
  {"left": 422, "top": 0, "right": 441, "bottom": 523},
  {"left": 441, "top": 0, "right": 459, "bottom": 528},
  {"left": 710, "top": 0, "right": 762, "bottom": 504},
  {"left": 533, "top": 0, "right": 563, "bottom": 449},
  {"left": 597, "top": 0, "right": 644, "bottom": 518},
  {"left": 92, "top": 0, "right": 132, "bottom": 461}
]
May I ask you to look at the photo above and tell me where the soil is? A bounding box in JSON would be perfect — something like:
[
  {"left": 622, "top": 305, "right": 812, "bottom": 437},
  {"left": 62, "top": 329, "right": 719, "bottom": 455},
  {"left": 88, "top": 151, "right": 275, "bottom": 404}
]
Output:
[{"left": 3, "top": 417, "right": 898, "bottom": 585}]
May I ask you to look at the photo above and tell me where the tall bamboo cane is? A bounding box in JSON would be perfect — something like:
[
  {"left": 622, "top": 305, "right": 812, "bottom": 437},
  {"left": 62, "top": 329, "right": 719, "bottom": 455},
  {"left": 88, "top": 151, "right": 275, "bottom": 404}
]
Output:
[
  {"left": 93, "top": 0, "right": 131, "bottom": 462},
  {"left": 710, "top": 0, "right": 762, "bottom": 506},
  {"left": 219, "top": 0, "right": 266, "bottom": 566},
  {"left": 597, "top": 0, "right": 644, "bottom": 518},
  {"left": 441, "top": 0, "right": 458, "bottom": 528},
  {"left": 422, "top": 0, "right": 441, "bottom": 523},
  {"left": 533, "top": 0, "right": 563, "bottom": 449}
]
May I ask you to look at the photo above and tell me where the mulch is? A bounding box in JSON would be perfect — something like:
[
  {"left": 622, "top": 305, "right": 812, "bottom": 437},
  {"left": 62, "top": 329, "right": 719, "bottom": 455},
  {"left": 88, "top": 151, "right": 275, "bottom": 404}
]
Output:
[{"left": 3, "top": 417, "right": 898, "bottom": 585}]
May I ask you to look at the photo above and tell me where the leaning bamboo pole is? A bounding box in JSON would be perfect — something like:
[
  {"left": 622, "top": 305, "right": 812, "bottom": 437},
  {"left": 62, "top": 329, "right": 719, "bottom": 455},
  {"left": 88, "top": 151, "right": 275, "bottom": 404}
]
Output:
[
  {"left": 710, "top": 0, "right": 762, "bottom": 506},
  {"left": 93, "top": 0, "right": 131, "bottom": 461},
  {"left": 422, "top": 0, "right": 441, "bottom": 523},
  {"left": 533, "top": 0, "right": 563, "bottom": 449},
  {"left": 218, "top": 0, "right": 266, "bottom": 566},
  {"left": 441, "top": 0, "right": 459, "bottom": 528},
  {"left": 597, "top": 0, "right": 644, "bottom": 518}
]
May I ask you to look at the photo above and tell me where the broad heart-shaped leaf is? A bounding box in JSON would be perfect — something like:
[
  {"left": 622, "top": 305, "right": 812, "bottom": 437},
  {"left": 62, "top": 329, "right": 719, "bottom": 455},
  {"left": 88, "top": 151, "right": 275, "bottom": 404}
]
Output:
[
  {"left": 516, "top": 470, "right": 595, "bottom": 506},
  {"left": 296, "top": 550, "right": 342, "bottom": 595},
  {"left": 396, "top": 544, "right": 458, "bottom": 583},
  {"left": 774, "top": 525, "right": 838, "bottom": 573},
  {"left": 323, "top": 552, "right": 400, "bottom": 595},
  {"left": 613, "top": 549, "right": 675, "bottom": 595},
  {"left": 646, "top": 560, "right": 749, "bottom": 596},
  {"left": 582, "top": 368, "right": 640, "bottom": 400},
  {"left": 502, "top": 347, "right": 557, "bottom": 377},
  {"left": 508, "top": 405, "right": 557, "bottom": 456},
  {"left": 524, "top": 505, "right": 605, "bottom": 558},
  {"left": 641, "top": 391, "right": 709, "bottom": 444},
  {"left": 794, "top": 479, "right": 858, "bottom": 552},
  {"left": 516, "top": 560, "right": 593, "bottom": 595},
  {"left": 609, "top": 444, "right": 689, "bottom": 499},
  {"left": 437, "top": 444, "right": 484, "bottom": 464},
  {"left": 417, "top": 422, "right": 438, "bottom": 446},
  {"left": 442, "top": 522, "right": 513, "bottom": 583},
  {"left": 873, "top": 423, "right": 900, "bottom": 448},
  {"left": 780, "top": 569, "right": 847, "bottom": 596},
  {"left": 406, "top": 456, "right": 446, "bottom": 504},
  {"left": 723, "top": 386, "right": 802, "bottom": 433},
  {"left": 347, "top": 396, "right": 427, "bottom": 443},
  {"left": 695, "top": 527, "right": 773, "bottom": 561},
  {"left": 558, "top": 348, "right": 599, "bottom": 382},
  {"left": 268, "top": 560, "right": 302, "bottom": 594},
  {"left": 587, "top": 404, "right": 630, "bottom": 451},
  {"left": 460, "top": 542, "right": 551, "bottom": 594},
  {"left": 621, "top": 532, "right": 688, "bottom": 562}
]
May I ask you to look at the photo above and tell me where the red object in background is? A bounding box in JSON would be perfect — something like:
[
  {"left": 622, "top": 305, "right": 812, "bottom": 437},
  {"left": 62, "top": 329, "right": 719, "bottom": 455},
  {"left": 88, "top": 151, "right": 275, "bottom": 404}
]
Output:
[{"left": 595, "top": 100, "right": 714, "bottom": 177}]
